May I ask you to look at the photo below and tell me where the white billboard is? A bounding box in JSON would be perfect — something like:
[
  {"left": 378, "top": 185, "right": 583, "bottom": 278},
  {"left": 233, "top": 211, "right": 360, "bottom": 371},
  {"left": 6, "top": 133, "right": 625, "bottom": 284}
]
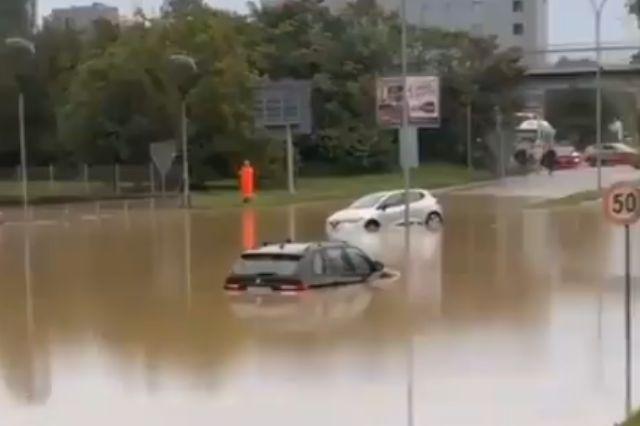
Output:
[{"left": 376, "top": 76, "right": 440, "bottom": 128}]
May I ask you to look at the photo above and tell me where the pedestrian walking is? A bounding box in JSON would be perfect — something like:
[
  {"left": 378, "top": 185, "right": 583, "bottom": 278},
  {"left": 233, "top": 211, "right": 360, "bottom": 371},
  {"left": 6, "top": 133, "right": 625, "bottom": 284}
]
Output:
[{"left": 541, "top": 146, "right": 557, "bottom": 176}]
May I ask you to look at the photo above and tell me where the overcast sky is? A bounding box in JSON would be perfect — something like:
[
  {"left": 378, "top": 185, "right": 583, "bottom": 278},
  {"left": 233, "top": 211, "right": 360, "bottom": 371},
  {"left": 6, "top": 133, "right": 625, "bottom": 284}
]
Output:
[{"left": 38, "top": 0, "right": 640, "bottom": 46}]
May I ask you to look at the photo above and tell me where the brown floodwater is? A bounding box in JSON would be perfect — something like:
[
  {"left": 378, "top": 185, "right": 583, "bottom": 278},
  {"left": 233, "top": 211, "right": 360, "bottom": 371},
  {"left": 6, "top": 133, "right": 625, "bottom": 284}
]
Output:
[{"left": 0, "top": 196, "right": 636, "bottom": 425}]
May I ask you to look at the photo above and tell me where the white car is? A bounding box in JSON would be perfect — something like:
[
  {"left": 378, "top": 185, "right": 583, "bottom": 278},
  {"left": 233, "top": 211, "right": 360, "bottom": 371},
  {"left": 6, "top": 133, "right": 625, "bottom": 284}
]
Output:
[{"left": 326, "top": 189, "right": 443, "bottom": 233}]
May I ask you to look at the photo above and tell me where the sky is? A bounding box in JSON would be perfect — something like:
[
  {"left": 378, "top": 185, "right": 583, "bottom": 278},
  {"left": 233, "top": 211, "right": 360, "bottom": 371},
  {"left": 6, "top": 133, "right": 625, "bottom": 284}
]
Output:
[{"left": 37, "top": 0, "right": 640, "bottom": 46}]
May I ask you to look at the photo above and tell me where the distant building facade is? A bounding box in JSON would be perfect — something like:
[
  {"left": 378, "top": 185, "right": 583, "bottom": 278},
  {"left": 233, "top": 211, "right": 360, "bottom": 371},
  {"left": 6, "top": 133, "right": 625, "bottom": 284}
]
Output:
[
  {"left": 263, "top": 0, "right": 548, "bottom": 65},
  {"left": 45, "top": 2, "right": 119, "bottom": 31},
  {"left": 0, "top": 0, "right": 37, "bottom": 36}
]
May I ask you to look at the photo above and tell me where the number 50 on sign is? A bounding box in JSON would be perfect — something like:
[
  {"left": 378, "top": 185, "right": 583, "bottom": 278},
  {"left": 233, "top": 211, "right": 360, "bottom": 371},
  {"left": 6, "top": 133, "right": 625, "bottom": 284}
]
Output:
[{"left": 604, "top": 182, "right": 640, "bottom": 226}]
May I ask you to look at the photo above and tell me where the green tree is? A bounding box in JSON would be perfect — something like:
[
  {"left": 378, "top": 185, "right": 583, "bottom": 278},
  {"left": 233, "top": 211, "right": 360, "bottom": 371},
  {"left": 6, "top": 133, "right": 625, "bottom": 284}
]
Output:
[
  {"left": 251, "top": 0, "right": 523, "bottom": 170},
  {"left": 629, "top": 0, "right": 640, "bottom": 63},
  {"left": 251, "top": 0, "right": 397, "bottom": 172},
  {"left": 546, "top": 88, "right": 636, "bottom": 149},
  {"left": 162, "top": 0, "right": 205, "bottom": 16},
  {"left": 630, "top": 0, "right": 639, "bottom": 19},
  {"left": 57, "top": 7, "right": 258, "bottom": 182}
]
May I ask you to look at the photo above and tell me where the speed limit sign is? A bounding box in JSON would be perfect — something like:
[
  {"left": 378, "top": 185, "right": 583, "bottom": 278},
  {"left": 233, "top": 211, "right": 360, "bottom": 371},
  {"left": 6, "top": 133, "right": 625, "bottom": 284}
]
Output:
[
  {"left": 603, "top": 182, "right": 640, "bottom": 226},
  {"left": 603, "top": 181, "right": 640, "bottom": 419}
]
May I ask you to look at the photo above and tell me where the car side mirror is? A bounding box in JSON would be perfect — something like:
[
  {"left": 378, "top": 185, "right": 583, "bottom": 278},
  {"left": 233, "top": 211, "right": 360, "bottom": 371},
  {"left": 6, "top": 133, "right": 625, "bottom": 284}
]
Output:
[
  {"left": 372, "top": 261, "right": 384, "bottom": 273},
  {"left": 378, "top": 204, "right": 387, "bottom": 211}
]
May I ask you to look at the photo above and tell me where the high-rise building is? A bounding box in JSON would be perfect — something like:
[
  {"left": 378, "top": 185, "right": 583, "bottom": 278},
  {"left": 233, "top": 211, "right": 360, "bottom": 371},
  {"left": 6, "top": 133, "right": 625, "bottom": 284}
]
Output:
[
  {"left": 45, "top": 2, "right": 119, "bottom": 32},
  {"left": 0, "top": 0, "right": 37, "bottom": 36},
  {"left": 344, "top": 0, "right": 547, "bottom": 56},
  {"left": 265, "top": 0, "right": 549, "bottom": 65},
  {"left": 26, "top": 0, "right": 37, "bottom": 32},
  {"left": 412, "top": 0, "right": 548, "bottom": 61}
]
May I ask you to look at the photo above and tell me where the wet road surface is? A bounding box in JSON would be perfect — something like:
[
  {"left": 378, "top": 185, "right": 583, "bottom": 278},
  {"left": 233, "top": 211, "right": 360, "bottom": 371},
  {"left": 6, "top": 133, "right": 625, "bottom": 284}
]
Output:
[
  {"left": 0, "top": 195, "right": 637, "bottom": 425},
  {"left": 460, "top": 165, "right": 640, "bottom": 198}
]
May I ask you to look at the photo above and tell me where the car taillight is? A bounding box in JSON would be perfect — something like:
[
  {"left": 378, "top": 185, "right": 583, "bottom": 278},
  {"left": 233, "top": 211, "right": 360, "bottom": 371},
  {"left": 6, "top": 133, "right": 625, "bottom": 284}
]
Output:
[
  {"left": 224, "top": 278, "right": 246, "bottom": 293},
  {"left": 277, "top": 282, "right": 308, "bottom": 295}
]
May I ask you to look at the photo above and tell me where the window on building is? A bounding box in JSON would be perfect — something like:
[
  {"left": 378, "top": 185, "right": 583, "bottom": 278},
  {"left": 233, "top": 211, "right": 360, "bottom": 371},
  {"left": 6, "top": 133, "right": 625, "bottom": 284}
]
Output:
[
  {"left": 513, "top": 23, "right": 524, "bottom": 35},
  {"left": 513, "top": 0, "right": 523, "bottom": 12}
]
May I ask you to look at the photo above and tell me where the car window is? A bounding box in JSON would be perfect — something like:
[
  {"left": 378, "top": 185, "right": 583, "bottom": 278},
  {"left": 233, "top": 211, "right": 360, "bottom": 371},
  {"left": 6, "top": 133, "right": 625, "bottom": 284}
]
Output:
[
  {"left": 349, "top": 192, "right": 388, "bottom": 209},
  {"left": 324, "top": 247, "right": 354, "bottom": 275},
  {"left": 232, "top": 254, "right": 301, "bottom": 276},
  {"left": 381, "top": 192, "right": 404, "bottom": 208},
  {"left": 312, "top": 252, "right": 324, "bottom": 275},
  {"left": 345, "top": 248, "right": 372, "bottom": 275},
  {"left": 602, "top": 145, "right": 615, "bottom": 151},
  {"left": 409, "top": 191, "right": 425, "bottom": 203}
]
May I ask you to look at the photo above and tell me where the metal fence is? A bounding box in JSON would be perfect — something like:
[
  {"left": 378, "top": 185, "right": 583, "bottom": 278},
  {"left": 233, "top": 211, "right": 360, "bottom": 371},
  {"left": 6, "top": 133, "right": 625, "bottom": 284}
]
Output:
[{"left": 0, "top": 163, "right": 184, "bottom": 200}]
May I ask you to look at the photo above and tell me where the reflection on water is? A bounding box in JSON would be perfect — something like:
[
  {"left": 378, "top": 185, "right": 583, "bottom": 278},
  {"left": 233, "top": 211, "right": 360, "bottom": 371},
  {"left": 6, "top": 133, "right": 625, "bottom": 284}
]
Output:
[
  {"left": 0, "top": 197, "right": 635, "bottom": 425},
  {"left": 241, "top": 208, "right": 257, "bottom": 251},
  {"left": 229, "top": 285, "right": 374, "bottom": 333}
]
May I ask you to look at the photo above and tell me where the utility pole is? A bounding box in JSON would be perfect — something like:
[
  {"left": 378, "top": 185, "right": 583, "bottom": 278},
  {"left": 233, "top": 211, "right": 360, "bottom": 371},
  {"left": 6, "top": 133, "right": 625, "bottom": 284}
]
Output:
[
  {"left": 401, "top": 0, "right": 411, "bottom": 233},
  {"left": 400, "top": 4, "right": 414, "bottom": 426},
  {"left": 495, "top": 106, "right": 505, "bottom": 178},
  {"left": 5, "top": 38, "right": 35, "bottom": 214},
  {"left": 466, "top": 101, "right": 473, "bottom": 172},
  {"left": 180, "top": 98, "right": 189, "bottom": 207},
  {"left": 589, "top": 0, "right": 610, "bottom": 191}
]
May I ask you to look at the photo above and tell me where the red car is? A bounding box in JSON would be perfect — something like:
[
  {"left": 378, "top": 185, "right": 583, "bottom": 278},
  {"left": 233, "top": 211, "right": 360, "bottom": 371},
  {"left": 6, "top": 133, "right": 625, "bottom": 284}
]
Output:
[{"left": 554, "top": 145, "right": 582, "bottom": 169}]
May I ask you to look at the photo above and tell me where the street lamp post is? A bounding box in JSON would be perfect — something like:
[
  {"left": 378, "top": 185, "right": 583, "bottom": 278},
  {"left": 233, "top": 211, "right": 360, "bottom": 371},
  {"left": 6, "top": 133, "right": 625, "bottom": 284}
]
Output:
[
  {"left": 401, "top": 0, "right": 411, "bottom": 233},
  {"left": 589, "top": 0, "right": 610, "bottom": 191},
  {"left": 399, "top": 1, "right": 415, "bottom": 425},
  {"left": 167, "top": 54, "right": 198, "bottom": 208},
  {"left": 467, "top": 102, "right": 472, "bottom": 172},
  {"left": 180, "top": 97, "right": 189, "bottom": 207},
  {"left": 463, "top": 88, "right": 477, "bottom": 173},
  {"left": 5, "top": 37, "right": 35, "bottom": 213}
]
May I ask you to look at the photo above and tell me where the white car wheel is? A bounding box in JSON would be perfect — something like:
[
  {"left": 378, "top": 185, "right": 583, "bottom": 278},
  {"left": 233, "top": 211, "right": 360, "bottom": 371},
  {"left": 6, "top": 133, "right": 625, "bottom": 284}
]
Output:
[
  {"left": 364, "top": 220, "right": 381, "bottom": 233},
  {"left": 425, "top": 212, "right": 443, "bottom": 229}
]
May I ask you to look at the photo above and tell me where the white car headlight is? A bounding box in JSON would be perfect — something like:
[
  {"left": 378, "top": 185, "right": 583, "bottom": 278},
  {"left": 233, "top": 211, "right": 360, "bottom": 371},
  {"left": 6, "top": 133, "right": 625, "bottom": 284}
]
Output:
[
  {"left": 328, "top": 217, "right": 364, "bottom": 227},
  {"left": 341, "top": 217, "right": 364, "bottom": 224}
]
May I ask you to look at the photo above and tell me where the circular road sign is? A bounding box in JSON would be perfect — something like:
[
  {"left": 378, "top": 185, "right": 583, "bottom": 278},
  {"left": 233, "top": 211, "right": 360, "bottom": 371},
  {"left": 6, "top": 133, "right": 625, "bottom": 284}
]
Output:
[{"left": 603, "top": 182, "right": 640, "bottom": 226}]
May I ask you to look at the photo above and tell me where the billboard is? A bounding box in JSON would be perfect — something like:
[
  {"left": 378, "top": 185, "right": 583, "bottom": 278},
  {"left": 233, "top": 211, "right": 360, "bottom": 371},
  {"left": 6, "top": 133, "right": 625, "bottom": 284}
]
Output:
[
  {"left": 376, "top": 76, "right": 440, "bottom": 128},
  {"left": 253, "top": 79, "right": 312, "bottom": 134}
]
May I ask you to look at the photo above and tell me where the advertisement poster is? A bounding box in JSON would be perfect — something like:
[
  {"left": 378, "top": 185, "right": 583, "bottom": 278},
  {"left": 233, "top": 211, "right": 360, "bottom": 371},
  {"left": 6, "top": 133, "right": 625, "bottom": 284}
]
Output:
[{"left": 376, "top": 76, "right": 440, "bottom": 128}]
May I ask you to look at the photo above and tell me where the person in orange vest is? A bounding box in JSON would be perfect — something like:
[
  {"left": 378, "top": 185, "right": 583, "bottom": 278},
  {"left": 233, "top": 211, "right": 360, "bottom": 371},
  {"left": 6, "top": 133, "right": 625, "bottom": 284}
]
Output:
[{"left": 239, "top": 160, "right": 255, "bottom": 203}]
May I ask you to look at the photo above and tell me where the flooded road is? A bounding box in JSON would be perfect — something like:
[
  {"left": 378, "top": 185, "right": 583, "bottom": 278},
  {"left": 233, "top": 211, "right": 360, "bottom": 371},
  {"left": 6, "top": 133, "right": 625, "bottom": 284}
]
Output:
[{"left": 0, "top": 195, "right": 636, "bottom": 425}]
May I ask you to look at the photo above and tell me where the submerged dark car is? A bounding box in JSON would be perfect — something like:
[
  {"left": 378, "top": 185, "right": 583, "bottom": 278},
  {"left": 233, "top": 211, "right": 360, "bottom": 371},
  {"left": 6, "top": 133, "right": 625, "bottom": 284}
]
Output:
[{"left": 224, "top": 241, "right": 385, "bottom": 294}]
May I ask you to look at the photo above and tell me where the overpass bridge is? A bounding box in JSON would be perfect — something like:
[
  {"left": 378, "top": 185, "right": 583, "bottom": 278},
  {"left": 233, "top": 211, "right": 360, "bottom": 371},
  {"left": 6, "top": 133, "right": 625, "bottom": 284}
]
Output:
[{"left": 520, "top": 64, "right": 640, "bottom": 116}]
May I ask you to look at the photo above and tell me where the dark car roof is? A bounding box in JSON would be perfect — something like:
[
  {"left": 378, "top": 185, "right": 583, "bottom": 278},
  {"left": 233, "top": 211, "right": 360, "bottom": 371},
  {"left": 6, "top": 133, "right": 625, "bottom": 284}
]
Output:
[{"left": 243, "top": 241, "right": 348, "bottom": 257}]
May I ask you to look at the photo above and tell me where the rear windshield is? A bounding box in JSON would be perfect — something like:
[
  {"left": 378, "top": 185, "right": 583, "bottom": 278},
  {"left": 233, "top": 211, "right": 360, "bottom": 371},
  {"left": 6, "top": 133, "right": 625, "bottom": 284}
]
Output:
[{"left": 232, "top": 254, "right": 301, "bottom": 276}]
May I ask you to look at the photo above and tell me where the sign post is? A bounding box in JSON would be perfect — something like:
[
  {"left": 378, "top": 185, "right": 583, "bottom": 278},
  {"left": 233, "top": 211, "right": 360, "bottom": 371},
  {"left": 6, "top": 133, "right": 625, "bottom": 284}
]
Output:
[
  {"left": 603, "top": 182, "right": 640, "bottom": 418},
  {"left": 253, "top": 80, "right": 312, "bottom": 196},
  {"left": 150, "top": 141, "right": 176, "bottom": 199},
  {"left": 376, "top": 75, "right": 440, "bottom": 233},
  {"left": 285, "top": 124, "right": 295, "bottom": 194}
]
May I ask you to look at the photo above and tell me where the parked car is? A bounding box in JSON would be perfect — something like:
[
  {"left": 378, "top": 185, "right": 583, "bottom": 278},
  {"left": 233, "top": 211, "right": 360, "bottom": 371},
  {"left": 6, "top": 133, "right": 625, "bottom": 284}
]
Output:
[
  {"left": 224, "top": 241, "right": 385, "bottom": 294},
  {"left": 585, "top": 143, "right": 640, "bottom": 168},
  {"left": 326, "top": 189, "right": 443, "bottom": 233}
]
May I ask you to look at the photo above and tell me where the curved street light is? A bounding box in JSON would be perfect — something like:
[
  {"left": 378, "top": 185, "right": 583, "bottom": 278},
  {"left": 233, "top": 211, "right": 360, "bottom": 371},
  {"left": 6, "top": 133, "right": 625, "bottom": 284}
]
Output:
[
  {"left": 5, "top": 37, "right": 36, "bottom": 213},
  {"left": 167, "top": 54, "right": 199, "bottom": 208}
]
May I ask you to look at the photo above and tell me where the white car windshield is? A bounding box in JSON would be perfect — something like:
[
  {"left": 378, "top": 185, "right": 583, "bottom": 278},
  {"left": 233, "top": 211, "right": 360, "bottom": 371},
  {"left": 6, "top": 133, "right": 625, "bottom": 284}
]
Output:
[{"left": 349, "top": 193, "right": 388, "bottom": 209}]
